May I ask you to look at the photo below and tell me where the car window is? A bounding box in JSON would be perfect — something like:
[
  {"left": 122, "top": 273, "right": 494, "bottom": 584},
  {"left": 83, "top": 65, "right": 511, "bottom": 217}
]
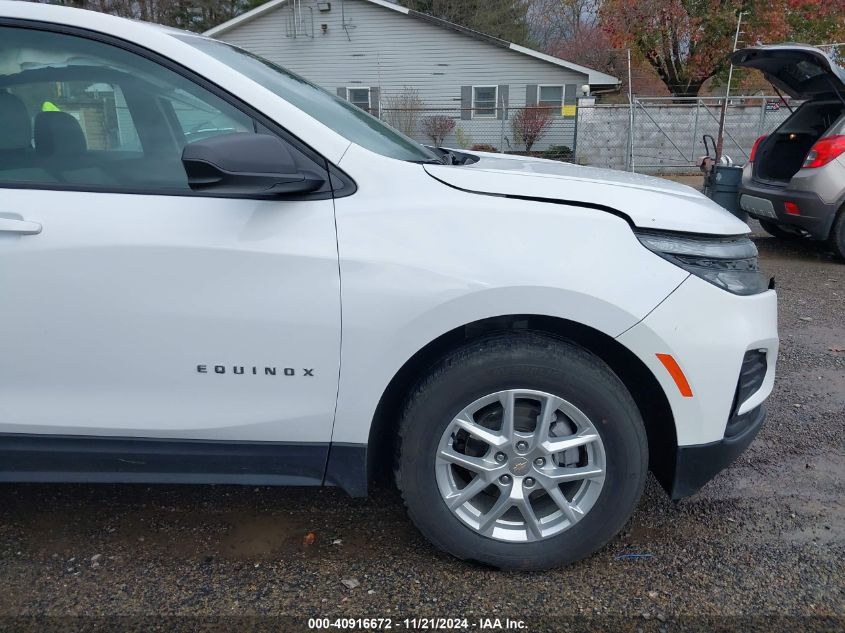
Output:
[
  {"left": 6, "top": 80, "right": 142, "bottom": 152},
  {"left": 161, "top": 88, "right": 252, "bottom": 144},
  {"left": 176, "top": 35, "right": 441, "bottom": 164},
  {"left": 0, "top": 26, "right": 255, "bottom": 191}
]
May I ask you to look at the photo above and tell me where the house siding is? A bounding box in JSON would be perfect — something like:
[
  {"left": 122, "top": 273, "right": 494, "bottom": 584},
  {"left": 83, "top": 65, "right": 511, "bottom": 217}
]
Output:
[{"left": 217, "top": 0, "right": 587, "bottom": 150}]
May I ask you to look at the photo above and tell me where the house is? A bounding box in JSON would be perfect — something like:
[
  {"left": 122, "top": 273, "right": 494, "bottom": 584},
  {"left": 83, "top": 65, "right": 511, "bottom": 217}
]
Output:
[{"left": 205, "top": 0, "right": 619, "bottom": 152}]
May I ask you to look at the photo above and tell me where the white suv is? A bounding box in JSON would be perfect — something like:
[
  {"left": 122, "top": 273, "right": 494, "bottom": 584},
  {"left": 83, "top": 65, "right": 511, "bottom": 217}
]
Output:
[{"left": 0, "top": 2, "right": 778, "bottom": 569}]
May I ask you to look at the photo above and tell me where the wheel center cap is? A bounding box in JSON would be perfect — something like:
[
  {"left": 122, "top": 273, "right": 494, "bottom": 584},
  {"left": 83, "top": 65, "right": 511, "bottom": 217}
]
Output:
[{"left": 510, "top": 457, "right": 530, "bottom": 476}]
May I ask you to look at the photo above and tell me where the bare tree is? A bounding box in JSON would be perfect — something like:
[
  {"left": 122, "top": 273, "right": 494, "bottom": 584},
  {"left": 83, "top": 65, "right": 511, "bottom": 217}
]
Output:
[
  {"left": 527, "top": 0, "right": 597, "bottom": 49},
  {"left": 420, "top": 115, "right": 456, "bottom": 147},
  {"left": 400, "top": 0, "right": 531, "bottom": 45},
  {"left": 44, "top": 0, "right": 261, "bottom": 32},
  {"left": 383, "top": 86, "right": 424, "bottom": 137},
  {"left": 511, "top": 106, "right": 552, "bottom": 152}
]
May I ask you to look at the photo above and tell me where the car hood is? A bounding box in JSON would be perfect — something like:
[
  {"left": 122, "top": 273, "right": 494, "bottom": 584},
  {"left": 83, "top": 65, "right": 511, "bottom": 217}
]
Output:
[
  {"left": 731, "top": 44, "right": 845, "bottom": 100},
  {"left": 424, "top": 153, "right": 749, "bottom": 235}
]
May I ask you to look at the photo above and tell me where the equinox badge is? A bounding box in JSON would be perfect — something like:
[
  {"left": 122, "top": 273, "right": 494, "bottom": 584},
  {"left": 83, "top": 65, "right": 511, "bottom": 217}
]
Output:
[{"left": 196, "top": 365, "right": 315, "bottom": 376}]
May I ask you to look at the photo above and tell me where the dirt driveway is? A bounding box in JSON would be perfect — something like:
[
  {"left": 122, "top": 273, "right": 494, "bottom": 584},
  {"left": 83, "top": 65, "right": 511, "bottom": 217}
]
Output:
[{"left": 0, "top": 222, "right": 842, "bottom": 633}]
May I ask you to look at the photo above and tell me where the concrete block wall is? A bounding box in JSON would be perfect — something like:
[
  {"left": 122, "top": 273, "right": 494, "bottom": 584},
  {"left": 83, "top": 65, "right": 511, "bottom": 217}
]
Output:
[{"left": 575, "top": 102, "right": 793, "bottom": 174}]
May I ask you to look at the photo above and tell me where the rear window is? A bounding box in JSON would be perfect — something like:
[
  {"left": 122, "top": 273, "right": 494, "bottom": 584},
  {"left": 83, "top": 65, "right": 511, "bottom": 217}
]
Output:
[{"left": 782, "top": 60, "right": 828, "bottom": 84}]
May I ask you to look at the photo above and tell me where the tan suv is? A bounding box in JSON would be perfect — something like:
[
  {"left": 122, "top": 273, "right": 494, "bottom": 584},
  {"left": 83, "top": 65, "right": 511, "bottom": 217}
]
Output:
[{"left": 735, "top": 45, "right": 845, "bottom": 261}]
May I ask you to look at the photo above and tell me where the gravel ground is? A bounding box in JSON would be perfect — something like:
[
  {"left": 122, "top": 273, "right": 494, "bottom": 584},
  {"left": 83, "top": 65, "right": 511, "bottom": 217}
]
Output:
[{"left": 0, "top": 221, "right": 842, "bottom": 633}]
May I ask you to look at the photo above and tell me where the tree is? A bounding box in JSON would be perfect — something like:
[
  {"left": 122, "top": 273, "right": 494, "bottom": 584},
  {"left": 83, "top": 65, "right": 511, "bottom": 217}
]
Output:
[
  {"left": 528, "top": 0, "right": 597, "bottom": 50},
  {"left": 399, "top": 0, "right": 532, "bottom": 45},
  {"left": 44, "top": 0, "right": 265, "bottom": 33},
  {"left": 546, "top": 21, "right": 669, "bottom": 99},
  {"left": 601, "top": 0, "right": 845, "bottom": 98},
  {"left": 528, "top": 0, "right": 668, "bottom": 99},
  {"left": 780, "top": 0, "right": 845, "bottom": 48},
  {"left": 511, "top": 106, "right": 552, "bottom": 152},
  {"left": 420, "top": 115, "right": 456, "bottom": 146}
]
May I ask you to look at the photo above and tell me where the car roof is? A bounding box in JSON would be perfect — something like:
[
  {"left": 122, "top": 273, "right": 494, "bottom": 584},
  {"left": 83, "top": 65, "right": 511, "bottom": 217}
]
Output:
[{"left": 0, "top": 0, "right": 215, "bottom": 49}]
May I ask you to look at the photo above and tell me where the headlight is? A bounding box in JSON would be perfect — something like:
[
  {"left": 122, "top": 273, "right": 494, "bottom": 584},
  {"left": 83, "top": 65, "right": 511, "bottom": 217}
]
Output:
[{"left": 635, "top": 230, "right": 768, "bottom": 296}]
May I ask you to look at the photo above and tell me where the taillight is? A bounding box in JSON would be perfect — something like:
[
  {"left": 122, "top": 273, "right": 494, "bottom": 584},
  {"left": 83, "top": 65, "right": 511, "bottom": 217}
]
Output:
[
  {"left": 749, "top": 135, "right": 767, "bottom": 162},
  {"left": 803, "top": 135, "right": 845, "bottom": 169}
]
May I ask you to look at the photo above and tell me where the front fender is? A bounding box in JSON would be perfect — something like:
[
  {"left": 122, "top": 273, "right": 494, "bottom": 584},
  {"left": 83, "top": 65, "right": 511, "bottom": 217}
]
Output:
[{"left": 330, "top": 149, "right": 687, "bottom": 447}]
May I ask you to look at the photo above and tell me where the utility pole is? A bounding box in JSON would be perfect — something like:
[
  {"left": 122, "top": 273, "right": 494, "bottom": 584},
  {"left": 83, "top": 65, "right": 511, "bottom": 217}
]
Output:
[
  {"left": 627, "top": 48, "right": 634, "bottom": 171},
  {"left": 716, "top": 11, "right": 747, "bottom": 162}
]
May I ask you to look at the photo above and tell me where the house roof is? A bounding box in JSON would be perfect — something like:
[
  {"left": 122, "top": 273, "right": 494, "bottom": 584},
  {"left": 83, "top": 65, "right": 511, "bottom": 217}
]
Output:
[{"left": 204, "top": 0, "right": 620, "bottom": 87}]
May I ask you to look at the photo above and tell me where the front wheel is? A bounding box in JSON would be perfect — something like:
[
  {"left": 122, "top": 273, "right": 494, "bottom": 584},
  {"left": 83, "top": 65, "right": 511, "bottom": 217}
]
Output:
[{"left": 395, "top": 333, "right": 648, "bottom": 570}]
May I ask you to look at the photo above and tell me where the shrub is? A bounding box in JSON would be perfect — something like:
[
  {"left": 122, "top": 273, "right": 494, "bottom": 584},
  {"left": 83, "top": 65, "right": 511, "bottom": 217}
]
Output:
[
  {"left": 543, "top": 145, "right": 573, "bottom": 161},
  {"left": 383, "top": 86, "right": 423, "bottom": 137},
  {"left": 420, "top": 115, "right": 456, "bottom": 147},
  {"left": 511, "top": 106, "right": 553, "bottom": 152},
  {"left": 470, "top": 143, "right": 498, "bottom": 153},
  {"left": 454, "top": 126, "right": 471, "bottom": 149}
]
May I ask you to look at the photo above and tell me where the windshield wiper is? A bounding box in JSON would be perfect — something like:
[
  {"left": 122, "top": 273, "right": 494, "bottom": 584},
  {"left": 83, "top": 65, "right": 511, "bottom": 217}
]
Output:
[{"left": 421, "top": 146, "right": 480, "bottom": 166}]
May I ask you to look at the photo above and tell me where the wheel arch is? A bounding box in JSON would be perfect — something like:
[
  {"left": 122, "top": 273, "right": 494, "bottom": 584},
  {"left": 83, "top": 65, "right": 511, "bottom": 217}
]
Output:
[
  {"left": 364, "top": 314, "right": 679, "bottom": 496},
  {"left": 828, "top": 200, "right": 845, "bottom": 258}
]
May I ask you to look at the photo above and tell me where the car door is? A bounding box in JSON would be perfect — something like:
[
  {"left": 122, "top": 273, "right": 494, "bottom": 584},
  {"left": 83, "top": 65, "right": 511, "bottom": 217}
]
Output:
[{"left": 0, "top": 25, "right": 341, "bottom": 480}]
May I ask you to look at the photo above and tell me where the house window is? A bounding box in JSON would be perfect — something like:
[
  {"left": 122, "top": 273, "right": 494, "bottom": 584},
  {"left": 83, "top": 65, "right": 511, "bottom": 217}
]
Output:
[
  {"left": 472, "top": 86, "right": 498, "bottom": 118},
  {"left": 538, "top": 85, "right": 563, "bottom": 115},
  {"left": 347, "top": 87, "right": 372, "bottom": 113}
]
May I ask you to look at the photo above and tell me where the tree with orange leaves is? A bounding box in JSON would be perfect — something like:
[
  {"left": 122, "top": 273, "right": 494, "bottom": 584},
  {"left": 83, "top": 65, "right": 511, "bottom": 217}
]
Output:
[{"left": 600, "top": 0, "right": 845, "bottom": 98}]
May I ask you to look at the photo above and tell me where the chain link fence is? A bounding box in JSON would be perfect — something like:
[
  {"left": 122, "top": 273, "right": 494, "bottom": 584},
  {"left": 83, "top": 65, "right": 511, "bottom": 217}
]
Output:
[
  {"left": 378, "top": 103, "right": 578, "bottom": 160},
  {"left": 575, "top": 96, "right": 796, "bottom": 174},
  {"left": 374, "top": 96, "right": 797, "bottom": 174}
]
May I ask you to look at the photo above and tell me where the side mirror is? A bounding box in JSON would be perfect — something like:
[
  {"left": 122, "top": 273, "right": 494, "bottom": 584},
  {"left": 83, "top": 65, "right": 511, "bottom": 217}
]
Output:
[{"left": 182, "top": 133, "right": 325, "bottom": 196}]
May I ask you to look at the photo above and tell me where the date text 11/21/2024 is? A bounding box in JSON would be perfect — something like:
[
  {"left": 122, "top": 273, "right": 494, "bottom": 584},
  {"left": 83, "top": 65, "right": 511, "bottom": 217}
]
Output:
[{"left": 307, "top": 618, "right": 528, "bottom": 630}]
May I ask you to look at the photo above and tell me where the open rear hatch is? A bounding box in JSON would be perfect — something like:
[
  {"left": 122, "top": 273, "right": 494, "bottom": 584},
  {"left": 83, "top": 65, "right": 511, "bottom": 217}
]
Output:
[
  {"left": 732, "top": 45, "right": 845, "bottom": 185},
  {"left": 731, "top": 44, "right": 845, "bottom": 100}
]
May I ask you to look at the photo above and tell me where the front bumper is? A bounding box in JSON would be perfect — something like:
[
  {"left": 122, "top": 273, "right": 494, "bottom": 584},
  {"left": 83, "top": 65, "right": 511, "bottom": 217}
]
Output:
[
  {"left": 670, "top": 404, "right": 765, "bottom": 499},
  {"left": 618, "top": 274, "right": 778, "bottom": 497},
  {"left": 738, "top": 181, "right": 838, "bottom": 240}
]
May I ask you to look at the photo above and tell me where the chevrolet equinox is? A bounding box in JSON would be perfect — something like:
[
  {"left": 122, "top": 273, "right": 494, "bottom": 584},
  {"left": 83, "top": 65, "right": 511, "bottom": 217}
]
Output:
[{"left": 0, "top": 2, "right": 778, "bottom": 570}]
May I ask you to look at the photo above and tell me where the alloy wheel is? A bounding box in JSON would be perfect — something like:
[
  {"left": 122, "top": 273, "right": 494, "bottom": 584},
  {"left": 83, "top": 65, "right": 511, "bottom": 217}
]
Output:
[{"left": 435, "top": 389, "right": 606, "bottom": 543}]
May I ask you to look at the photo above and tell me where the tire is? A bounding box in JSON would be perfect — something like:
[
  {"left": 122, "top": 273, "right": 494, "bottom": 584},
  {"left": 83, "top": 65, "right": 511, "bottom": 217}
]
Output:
[
  {"left": 395, "top": 332, "right": 648, "bottom": 570},
  {"left": 828, "top": 208, "right": 845, "bottom": 261},
  {"left": 759, "top": 219, "right": 802, "bottom": 240}
]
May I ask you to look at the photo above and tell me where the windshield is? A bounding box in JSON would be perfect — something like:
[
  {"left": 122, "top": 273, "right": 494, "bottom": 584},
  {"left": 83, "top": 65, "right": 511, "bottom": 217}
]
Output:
[{"left": 177, "top": 35, "right": 440, "bottom": 163}]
